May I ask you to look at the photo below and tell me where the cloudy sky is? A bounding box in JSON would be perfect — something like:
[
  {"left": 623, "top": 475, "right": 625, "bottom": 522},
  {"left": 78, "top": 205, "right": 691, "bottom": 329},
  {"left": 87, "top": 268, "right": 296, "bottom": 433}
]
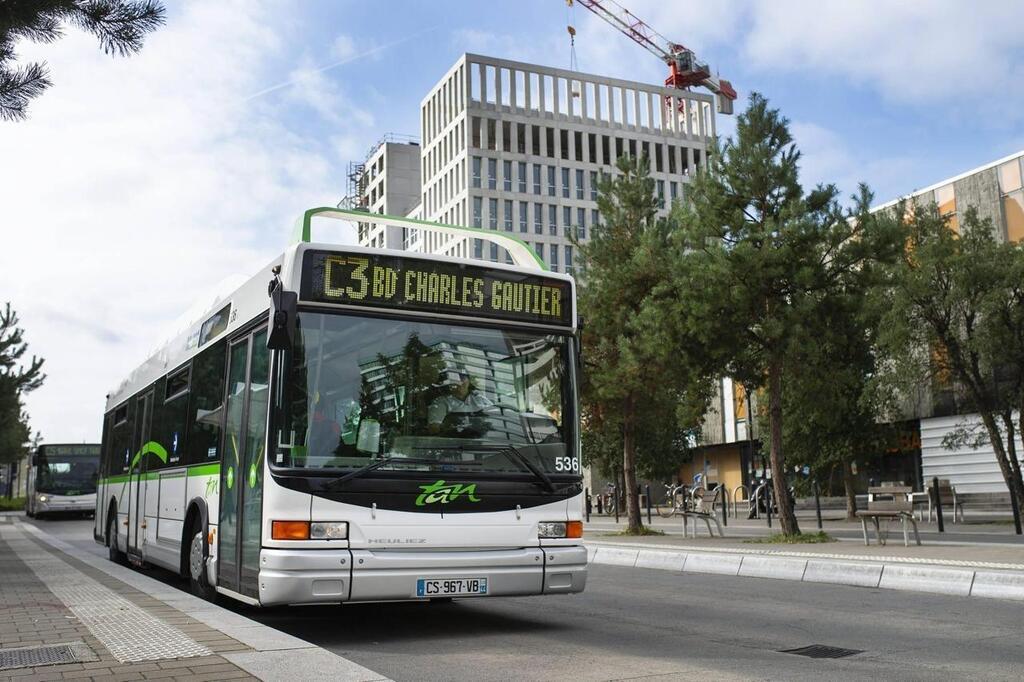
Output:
[{"left": 2, "top": 0, "right": 1023, "bottom": 442}]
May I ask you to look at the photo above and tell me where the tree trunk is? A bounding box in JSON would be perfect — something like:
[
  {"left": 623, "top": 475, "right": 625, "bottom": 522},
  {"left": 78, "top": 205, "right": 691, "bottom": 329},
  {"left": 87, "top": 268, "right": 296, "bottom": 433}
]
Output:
[
  {"left": 980, "top": 412, "right": 1024, "bottom": 514},
  {"left": 622, "top": 393, "right": 643, "bottom": 533},
  {"left": 768, "top": 360, "right": 800, "bottom": 535},
  {"left": 842, "top": 459, "right": 858, "bottom": 521}
]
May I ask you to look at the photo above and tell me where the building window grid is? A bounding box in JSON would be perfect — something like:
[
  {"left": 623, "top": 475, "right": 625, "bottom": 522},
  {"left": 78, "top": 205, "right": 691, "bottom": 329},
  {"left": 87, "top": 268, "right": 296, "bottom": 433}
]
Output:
[
  {"left": 504, "top": 199, "right": 513, "bottom": 231},
  {"left": 488, "top": 198, "right": 498, "bottom": 229},
  {"left": 503, "top": 160, "right": 512, "bottom": 192}
]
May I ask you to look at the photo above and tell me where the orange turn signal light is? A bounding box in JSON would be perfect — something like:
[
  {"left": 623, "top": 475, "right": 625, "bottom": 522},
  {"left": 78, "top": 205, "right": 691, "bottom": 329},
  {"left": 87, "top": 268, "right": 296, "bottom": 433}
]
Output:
[
  {"left": 272, "top": 520, "right": 310, "bottom": 540},
  {"left": 566, "top": 521, "right": 583, "bottom": 539}
]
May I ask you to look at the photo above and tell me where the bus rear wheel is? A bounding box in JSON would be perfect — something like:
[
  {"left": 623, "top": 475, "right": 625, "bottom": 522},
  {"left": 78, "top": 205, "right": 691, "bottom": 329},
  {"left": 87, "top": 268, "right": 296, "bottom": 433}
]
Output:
[{"left": 188, "top": 523, "right": 217, "bottom": 602}]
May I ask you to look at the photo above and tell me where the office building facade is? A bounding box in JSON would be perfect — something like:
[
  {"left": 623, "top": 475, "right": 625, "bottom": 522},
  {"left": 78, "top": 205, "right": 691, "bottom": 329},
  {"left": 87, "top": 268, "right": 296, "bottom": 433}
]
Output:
[{"left": 356, "top": 53, "right": 717, "bottom": 273}]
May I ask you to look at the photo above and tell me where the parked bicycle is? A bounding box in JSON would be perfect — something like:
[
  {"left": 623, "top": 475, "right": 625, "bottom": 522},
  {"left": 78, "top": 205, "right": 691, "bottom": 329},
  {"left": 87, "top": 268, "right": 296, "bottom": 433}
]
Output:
[
  {"left": 601, "top": 482, "right": 618, "bottom": 516},
  {"left": 656, "top": 483, "right": 690, "bottom": 517}
]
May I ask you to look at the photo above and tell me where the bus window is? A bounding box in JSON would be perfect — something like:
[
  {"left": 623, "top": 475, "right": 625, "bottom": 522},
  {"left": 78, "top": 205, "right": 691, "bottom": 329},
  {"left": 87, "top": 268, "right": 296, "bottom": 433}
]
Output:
[
  {"left": 187, "top": 340, "right": 226, "bottom": 464},
  {"left": 110, "top": 407, "right": 134, "bottom": 474},
  {"left": 156, "top": 372, "right": 190, "bottom": 465}
]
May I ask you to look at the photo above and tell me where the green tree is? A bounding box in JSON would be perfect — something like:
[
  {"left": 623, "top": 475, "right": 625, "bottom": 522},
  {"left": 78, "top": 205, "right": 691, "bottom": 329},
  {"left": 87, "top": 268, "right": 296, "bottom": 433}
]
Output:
[
  {"left": 673, "top": 94, "right": 901, "bottom": 536},
  {"left": 873, "top": 205, "right": 1024, "bottom": 528},
  {"left": 780, "top": 289, "right": 887, "bottom": 519},
  {"left": 0, "top": 303, "right": 46, "bottom": 496},
  {"left": 1, "top": 0, "right": 165, "bottom": 121},
  {"left": 578, "top": 155, "right": 711, "bottom": 533}
]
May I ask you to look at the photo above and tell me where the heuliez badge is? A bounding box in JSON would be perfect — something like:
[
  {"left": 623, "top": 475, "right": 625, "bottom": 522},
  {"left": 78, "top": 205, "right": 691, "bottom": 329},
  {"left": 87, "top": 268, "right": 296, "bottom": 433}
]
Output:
[{"left": 301, "top": 250, "right": 572, "bottom": 326}]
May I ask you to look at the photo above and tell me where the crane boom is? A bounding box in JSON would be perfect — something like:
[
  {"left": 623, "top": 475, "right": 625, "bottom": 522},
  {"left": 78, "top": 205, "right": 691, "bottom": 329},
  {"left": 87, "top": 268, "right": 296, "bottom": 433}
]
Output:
[{"left": 574, "top": 0, "right": 736, "bottom": 114}]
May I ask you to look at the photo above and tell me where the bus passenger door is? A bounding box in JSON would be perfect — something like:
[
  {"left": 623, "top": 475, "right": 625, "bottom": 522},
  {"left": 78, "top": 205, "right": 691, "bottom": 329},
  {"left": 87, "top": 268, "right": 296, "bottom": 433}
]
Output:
[
  {"left": 128, "top": 390, "right": 153, "bottom": 557},
  {"left": 218, "top": 327, "right": 268, "bottom": 599}
]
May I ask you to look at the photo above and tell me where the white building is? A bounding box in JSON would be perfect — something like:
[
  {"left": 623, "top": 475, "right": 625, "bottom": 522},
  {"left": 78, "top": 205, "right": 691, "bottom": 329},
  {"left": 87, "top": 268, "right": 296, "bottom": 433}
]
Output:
[
  {"left": 356, "top": 53, "right": 718, "bottom": 273},
  {"left": 346, "top": 135, "right": 422, "bottom": 251}
]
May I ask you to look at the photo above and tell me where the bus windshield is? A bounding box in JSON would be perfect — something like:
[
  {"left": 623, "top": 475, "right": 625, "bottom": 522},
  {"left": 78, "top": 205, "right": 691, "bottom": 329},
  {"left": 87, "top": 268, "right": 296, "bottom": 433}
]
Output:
[
  {"left": 36, "top": 457, "right": 99, "bottom": 495},
  {"left": 272, "top": 311, "right": 578, "bottom": 477}
]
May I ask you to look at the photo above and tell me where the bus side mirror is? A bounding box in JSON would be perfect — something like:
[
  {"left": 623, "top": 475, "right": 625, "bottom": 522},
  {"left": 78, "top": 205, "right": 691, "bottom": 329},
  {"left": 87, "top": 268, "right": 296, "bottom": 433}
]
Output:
[{"left": 267, "top": 279, "right": 298, "bottom": 351}]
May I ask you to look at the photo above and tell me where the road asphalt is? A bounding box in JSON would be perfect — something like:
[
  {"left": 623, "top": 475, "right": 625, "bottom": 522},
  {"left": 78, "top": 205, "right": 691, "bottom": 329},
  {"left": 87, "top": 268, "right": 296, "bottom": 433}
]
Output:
[{"left": 29, "top": 516, "right": 1024, "bottom": 681}]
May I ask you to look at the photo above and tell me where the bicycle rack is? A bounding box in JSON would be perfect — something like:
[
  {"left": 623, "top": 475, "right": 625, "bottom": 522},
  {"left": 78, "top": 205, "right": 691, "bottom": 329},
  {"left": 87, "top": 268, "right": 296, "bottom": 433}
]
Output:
[
  {"left": 731, "top": 485, "right": 750, "bottom": 518},
  {"left": 752, "top": 482, "right": 769, "bottom": 519}
]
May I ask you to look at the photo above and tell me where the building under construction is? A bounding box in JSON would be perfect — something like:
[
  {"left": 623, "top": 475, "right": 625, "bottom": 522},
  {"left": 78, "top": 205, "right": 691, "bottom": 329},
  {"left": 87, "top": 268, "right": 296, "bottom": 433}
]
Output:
[{"left": 350, "top": 52, "right": 717, "bottom": 273}]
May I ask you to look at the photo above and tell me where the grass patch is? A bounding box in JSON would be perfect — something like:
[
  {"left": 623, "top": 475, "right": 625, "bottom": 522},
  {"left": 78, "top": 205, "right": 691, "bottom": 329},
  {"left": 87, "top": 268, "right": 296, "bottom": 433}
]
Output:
[
  {"left": 0, "top": 497, "right": 25, "bottom": 512},
  {"left": 744, "top": 531, "right": 836, "bottom": 544},
  {"left": 606, "top": 526, "right": 666, "bottom": 537}
]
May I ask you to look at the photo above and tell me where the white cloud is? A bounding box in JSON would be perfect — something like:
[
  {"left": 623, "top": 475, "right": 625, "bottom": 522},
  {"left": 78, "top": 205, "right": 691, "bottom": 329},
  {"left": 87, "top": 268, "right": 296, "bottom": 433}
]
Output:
[
  {"left": 744, "top": 1, "right": 1024, "bottom": 105},
  {"left": 0, "top": 1, "right": 371, "bottom": 441},
  {"left": 791, "top": 121, "right": 919, "bottom": 205},
  {"left": 331, "top": 34, "right": 357, "bottom": 61}
]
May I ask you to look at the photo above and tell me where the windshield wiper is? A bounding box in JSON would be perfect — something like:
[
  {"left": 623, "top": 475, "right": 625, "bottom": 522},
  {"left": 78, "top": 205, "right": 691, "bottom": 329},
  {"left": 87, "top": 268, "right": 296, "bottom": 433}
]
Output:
[
  {"left": 457, "top": 444, "right": 556, "bottom": 493},
  {"left": 325, "top": 456, "right": 438, "bottom": 490}
]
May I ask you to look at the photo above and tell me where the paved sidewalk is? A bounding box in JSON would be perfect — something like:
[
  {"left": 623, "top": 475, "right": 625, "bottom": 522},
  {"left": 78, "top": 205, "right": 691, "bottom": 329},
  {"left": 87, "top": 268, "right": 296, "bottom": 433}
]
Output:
[{"left": 0, "top": 517, "right": 388, "bottom": 681}]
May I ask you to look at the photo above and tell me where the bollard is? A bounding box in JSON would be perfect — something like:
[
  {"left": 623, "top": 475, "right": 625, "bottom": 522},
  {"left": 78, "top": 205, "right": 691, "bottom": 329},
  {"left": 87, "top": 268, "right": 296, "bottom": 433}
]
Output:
[
  {"left": 614, "top": 486, "right": 619, "bottom": 524},
  {"left": 766, "top": 486, "right": 773, "bottom": 529},
  {"left": 585, "top": 488, "right": 591, "bottom": 523},
  {"left": 720, "top": 485, "right": 727, "bottom": 527},
  {"left": 932, "top": 476, "right": 945, "bottom": 533},
  {"left": 645, "top": 484, "right": 652, "bottom": 524},
  {"left": 813, "top": 480, "right": 823, "bottom": 531}
]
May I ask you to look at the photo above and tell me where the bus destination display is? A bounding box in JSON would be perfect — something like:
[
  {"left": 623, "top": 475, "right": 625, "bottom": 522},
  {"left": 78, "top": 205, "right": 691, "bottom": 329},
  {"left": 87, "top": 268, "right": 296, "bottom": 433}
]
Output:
[{"left": 301, "top": 250, "right": 572, "bottom": 326}]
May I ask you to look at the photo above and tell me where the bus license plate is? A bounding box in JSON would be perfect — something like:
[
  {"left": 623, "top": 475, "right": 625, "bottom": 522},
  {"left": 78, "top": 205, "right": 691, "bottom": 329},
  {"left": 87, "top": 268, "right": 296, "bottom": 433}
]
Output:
[{"left": 416, "top": 577, "right": 488, "bottom": 597}]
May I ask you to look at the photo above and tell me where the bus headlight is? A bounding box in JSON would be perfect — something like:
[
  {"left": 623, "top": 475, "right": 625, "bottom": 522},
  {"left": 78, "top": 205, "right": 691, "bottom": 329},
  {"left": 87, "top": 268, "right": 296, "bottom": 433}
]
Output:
[
  {"left": 538, "top": 521, "right": 582, "bottom": 538},
  {"left": 310, "top": 522, "right": 348, "bottom": 540},
  {"left": 37, "top": 495, "right": 48, "bottom": 503}
]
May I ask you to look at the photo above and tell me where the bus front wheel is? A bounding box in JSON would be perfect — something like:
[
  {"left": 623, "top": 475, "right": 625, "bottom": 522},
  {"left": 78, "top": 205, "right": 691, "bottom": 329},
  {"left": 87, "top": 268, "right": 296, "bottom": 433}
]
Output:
[
  {"left": 188, "top": 524, "right": 217, "bottom": 602},
  {"left": 107, "top": 513, "right": 125, "bottom": 565}
]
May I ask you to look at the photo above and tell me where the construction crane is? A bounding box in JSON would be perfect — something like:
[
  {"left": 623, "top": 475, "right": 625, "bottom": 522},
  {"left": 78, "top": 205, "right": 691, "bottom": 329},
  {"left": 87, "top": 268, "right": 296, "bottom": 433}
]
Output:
[{"left": 570, "top": 0, "right": 737, "bottom": 114}]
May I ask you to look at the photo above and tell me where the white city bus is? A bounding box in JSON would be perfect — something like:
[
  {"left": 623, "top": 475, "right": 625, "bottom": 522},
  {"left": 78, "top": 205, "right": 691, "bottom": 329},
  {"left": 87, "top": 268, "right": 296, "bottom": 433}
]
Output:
[
  {"left": 94, "top": 209, "right": 586, "bottom": 606},
  {"left": 27, "top": 443, "right": 100, "bottom": 518}
]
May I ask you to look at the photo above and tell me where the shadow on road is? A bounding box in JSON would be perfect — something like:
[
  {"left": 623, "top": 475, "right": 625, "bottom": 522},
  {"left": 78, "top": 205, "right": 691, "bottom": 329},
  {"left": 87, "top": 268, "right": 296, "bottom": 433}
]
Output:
[{"left": 248, "top": 598, "right": 566, "bottom": 645}]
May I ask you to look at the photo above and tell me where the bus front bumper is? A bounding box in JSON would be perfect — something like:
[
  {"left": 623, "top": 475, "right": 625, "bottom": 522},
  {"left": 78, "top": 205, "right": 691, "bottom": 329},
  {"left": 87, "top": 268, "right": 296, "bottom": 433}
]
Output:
[
  {"left": 257, "top": 545, "right": 587, "bottom": 606},
  {"left": 34, "top": 495, "right": 95, "bottom": 514}
]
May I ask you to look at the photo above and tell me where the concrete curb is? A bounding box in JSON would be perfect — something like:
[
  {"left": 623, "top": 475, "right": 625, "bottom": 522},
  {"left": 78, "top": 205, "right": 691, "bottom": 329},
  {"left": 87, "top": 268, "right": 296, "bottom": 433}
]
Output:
[
  {"left": 588, "top": 541, "right": 1024, "bottom": 602},
  {"left": 18, "top": 521, "right": 390, "bottom": 682}
]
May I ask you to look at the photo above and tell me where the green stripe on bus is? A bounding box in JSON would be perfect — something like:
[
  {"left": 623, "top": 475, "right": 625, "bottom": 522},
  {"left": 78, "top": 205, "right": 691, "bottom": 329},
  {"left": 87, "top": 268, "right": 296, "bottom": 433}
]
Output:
[
  {"left": 99, "top": 462, "right": 219, "bottom": 486},
  {"left": 129, "top": 441, "right": 167, "bottom": 471}
]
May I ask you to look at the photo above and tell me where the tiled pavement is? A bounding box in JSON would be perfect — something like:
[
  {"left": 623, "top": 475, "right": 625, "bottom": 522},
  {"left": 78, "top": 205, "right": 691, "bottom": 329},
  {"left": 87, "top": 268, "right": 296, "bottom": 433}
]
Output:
[{"left": 0, "top": 520, "right": 256, "bottom": 681}]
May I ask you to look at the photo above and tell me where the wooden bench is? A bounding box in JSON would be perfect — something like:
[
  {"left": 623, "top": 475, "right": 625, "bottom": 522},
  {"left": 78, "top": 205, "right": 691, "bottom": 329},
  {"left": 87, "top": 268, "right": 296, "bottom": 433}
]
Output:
[
  {"left": 955, "top": 491, "right": 1013, "bottom": 518},
  {"left": 681, "top": 487, "right": 725, "bottom": 538},
  {"left": 926, "top": 479, "right": 963, "bottom": 523},
  {"left": 856, "top": 486, "right": 921, "bottom": 547}
]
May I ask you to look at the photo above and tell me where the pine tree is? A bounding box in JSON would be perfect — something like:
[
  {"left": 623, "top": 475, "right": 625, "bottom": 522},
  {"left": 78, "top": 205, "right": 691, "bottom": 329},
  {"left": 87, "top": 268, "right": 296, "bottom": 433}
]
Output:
[
  {"left": 578, "top": 155, "right": 711, "bottom": 533},
  {"left": 674, "top": 94, "right": 900, "bottom": 536},
  {"left": 1, "top": 0, "right": 165, "bottom": 121}
]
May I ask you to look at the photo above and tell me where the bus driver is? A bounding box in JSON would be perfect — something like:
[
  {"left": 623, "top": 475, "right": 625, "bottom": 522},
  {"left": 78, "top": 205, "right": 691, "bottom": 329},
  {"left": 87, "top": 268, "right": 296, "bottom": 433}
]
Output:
[{"left": 428, "top": 369, "right": 493, "bottom": 437}]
